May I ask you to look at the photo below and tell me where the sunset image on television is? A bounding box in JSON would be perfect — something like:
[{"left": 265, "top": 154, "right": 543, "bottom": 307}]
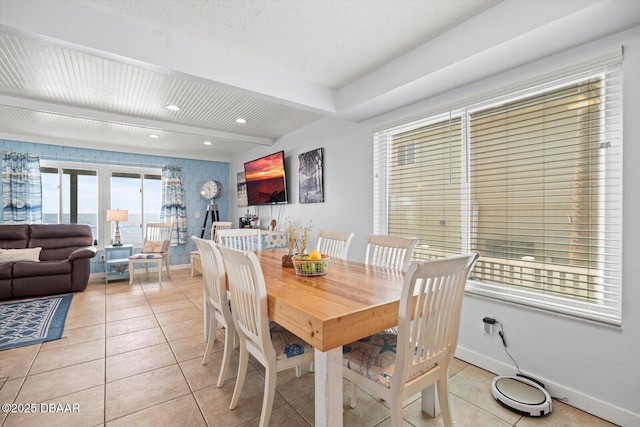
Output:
[{"left": 244, "top": 152, "right": 287, "bottom": 205}]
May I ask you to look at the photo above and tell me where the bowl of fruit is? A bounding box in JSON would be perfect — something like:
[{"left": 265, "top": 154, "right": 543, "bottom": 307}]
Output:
[{"left": 293, "top": 250, "right": 329, "bottom": 276}]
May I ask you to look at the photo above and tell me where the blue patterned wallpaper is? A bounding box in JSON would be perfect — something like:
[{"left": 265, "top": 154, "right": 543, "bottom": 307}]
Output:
[{"left": 1, "top": 139, "right": 229, "bottom": 274}]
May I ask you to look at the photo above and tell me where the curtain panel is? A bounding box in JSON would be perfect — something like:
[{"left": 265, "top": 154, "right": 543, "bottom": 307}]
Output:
[
  {"left": 2, "top": 152, "right": 42, "bottom": 224},
  {"left": 161, "top": 164, "right": 187, "bottom": 244}
]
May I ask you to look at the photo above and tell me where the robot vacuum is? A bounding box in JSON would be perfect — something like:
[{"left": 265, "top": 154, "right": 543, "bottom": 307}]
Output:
[{"left": 491, "top": 375, "right": 552, "bottom": 416}]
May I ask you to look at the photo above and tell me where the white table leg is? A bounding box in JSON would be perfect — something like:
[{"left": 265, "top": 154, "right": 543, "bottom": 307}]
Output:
[
  {"left": 314, "top": 347, "right": 343, "bottom": 427},
  {"left": 421, "top": 384, "right": 439, "bottom": 417}
]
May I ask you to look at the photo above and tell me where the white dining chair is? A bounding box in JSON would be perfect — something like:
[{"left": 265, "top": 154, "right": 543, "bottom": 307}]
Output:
[
  {"left": 128, "top": 222, "right": 173, "bottom": 285},
  {"left": 215, "top": 228, "right": 262, "bottom": 251},
  {"left": 210, "top": 221, "right": 233, "bottom": 241},
  {"left": 316, "top": 230, "right": 355, "bottom": 260},
  {"left": 343, "top": 252, "right": 480, "bottom": 427},
  {"left": 365, "top": 235, "right": 419, "bottom": 272},
  {"left": 191, "top": 236, "right": 236, "bottom": 387},
  {"left": 217, "top": 245, "right": 314, "bottom": 427}
]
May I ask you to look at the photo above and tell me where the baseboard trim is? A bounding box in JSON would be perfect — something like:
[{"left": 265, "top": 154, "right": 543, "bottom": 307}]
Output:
[{"left": 455, "top": 346, "right": 638, "bottom": 427}]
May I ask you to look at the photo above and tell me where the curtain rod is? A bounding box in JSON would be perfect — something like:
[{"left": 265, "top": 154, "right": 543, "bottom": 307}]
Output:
[
  {"left": 38, "top": 154, "right": 166, "bottom": 169},
  {"left": 4, "top": 150, "right": 168, "bottom": 168}
]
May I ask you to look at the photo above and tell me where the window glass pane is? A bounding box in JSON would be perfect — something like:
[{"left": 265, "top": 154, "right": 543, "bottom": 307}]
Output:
[
  {"left": 144, "top": 174, "right": 162, "bottom": 224},
  {"left": 389, "top": 118, "right": 464, "bottom": 258},
  {"left": 110, "top": 172, "right": 162, "bottom": 245},
  {"left": 469, "top": 79, "right": 604, "bottom": 301},
  {"left": 111, "top": 172, "right": 142, "bottom": 245},
  {"left": 41, "top": 167, "right": 59, "bottom": 224},
  {"left": 40, "top": 166, "right": 98, "bottom": 240}
]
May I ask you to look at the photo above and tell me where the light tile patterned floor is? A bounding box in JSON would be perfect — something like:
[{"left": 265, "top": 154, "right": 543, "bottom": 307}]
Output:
[{"left": 0, "top": 268, "right": 618, "bottom": 426}]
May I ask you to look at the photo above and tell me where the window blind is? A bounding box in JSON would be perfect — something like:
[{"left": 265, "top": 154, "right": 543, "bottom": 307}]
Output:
[{"left": 373, "top": 56, "right": 622, "bottom": 325}]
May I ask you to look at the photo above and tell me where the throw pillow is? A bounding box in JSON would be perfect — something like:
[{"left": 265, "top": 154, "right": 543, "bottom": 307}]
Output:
[
  {"left": 141, "top": 241, "right": 167, "bottom": 253},
  {"left": 0, "top": 247, "right": 42, "bottom": 262}
]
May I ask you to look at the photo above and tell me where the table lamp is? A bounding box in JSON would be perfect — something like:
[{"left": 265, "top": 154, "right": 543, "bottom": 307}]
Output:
[{"left": 107, "top": 209, "right": 128, "bottom": 246}]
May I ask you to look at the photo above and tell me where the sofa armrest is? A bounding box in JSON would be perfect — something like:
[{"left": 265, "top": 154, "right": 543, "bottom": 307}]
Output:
[{"left": 69, "top": 247, "right": 97, "bottom": 261}]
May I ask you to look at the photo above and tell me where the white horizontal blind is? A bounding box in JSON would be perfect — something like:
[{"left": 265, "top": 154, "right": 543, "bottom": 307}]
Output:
[
  {"left": 373, "top": 56, "right": 622, "bottom": 325},
  {"left": 374, "top": 112, "right": 466, "bottom": 257}
]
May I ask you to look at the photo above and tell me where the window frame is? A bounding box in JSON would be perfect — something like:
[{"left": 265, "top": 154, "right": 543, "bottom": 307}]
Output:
[
  {"left": 40, "top": 160, "right": 162, "bottom": 248},
  {"left": 373, "top": 58, "right": 623, "bottom": 326}
]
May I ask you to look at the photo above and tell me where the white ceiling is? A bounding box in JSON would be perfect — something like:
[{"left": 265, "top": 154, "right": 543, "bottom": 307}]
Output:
[{"left": 1, "top": 0, "right": 638, "bottom": 162}]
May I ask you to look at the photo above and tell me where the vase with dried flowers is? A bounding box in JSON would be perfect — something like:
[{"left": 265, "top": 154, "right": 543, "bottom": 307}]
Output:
[{"left": 282, "top": 218, "right": 313, "bottom": 267}]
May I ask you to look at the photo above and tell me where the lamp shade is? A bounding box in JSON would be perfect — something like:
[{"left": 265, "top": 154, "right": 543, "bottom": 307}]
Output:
[{"left": 107, "top": 209, "right": 129, "bottom": 222}]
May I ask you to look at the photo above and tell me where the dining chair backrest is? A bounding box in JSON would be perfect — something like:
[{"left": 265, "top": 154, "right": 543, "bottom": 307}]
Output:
[
  {"left": 192, "top": 236, "right": 236, "bottom": 385},
  {"left": 396, "top": 253, "right": 479, "bottom": 384},
  {"left": 217, "top": 245, "right": 314, "bottom": 427},
  {"left": 192, "top": 236, "right": 229, "bottom": 324},
  {"left": 217, "top": 245, "right": 272, "bottom": 361},
  {"left": 216, "top": 228, "right": 262, "bottom": 251},
  {"left": 364, "top": 235, "right": 418, "bottom": 272},
  {"left": 210, "top": 221, "right": 233, "bottom": 241},
  {"left": 144, "top": 222, "right": 173, "bottom": 255},
  {"left": 342, "top": 252, "right": 479, "bottom": 427},
  {"left": 316, "top": 230, "right": 355, "bottom": 260}
]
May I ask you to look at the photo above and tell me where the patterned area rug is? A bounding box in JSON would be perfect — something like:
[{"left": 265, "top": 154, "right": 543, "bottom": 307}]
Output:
[{"left": 0, "top": 294, "right": 73, "bottom": 351}]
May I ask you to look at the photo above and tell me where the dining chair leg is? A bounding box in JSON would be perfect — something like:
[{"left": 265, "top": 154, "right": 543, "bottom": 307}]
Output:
[
  {"left": 128, "top": 261, "right": 134, "bottom": 285},
  {"left": 390, "top": 395, "right": 404, "bottom": 427},
  {"left": 157, "top": 261, "right": 162, "bottom": 285},
  {"left": 165, "top": 257, "right": 171, "bottom": 277},
  {"left": 259, "top": 364, "right": 277, "bottom": 427},
  {"left": 216, "top": 326, "right": 234, "bottom": 387},
  {"left": 437, "top": 377, "right": 453, "bottom": 427},
  {"left": 201, "top": 315, "right": 217, "bottom": 365},
  {"left": 145, "top": 264, "right": 149, "bottom": 279},
  {"left": 230, "top": 342, "right": 249, "bottom": 410},
  {"left": 350, "top": 381, "right": 358, "bottom": 408}
]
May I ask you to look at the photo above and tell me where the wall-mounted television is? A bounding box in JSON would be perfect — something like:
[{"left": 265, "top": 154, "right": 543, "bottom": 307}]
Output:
[{"left": 243, "top": 151, "right": 288, "bottom": 205}]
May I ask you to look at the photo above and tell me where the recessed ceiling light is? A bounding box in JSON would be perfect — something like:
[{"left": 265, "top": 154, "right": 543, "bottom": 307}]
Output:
[
  {"left": 204, "top": 141, "right": 212, "bottom": 145},
  {"left": 166, "top": 104, "right": 180, "bottom": 111},
  {"left": 149, "top": 134, "right": 160, "bottom": 139},
  {"left": 236, "top": 118, "right": 247, "bottom": 124}
]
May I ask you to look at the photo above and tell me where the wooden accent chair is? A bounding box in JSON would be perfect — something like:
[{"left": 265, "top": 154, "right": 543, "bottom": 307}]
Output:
[{"left": 128, "top": 222, "right": 173, "bottom": 285}]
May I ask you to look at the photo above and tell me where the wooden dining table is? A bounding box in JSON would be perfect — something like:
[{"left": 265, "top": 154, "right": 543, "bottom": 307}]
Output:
[{"left": 253, "top": 249, "right": 439, "bottom": 427}]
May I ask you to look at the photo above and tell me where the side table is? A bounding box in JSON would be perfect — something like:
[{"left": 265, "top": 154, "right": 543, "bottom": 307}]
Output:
[{"left": 105, "top": 244, "right": 133, "bottom": 284}]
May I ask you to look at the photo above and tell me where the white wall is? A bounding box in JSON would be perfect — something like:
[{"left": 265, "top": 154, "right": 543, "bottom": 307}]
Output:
[{"left": 230, "top": 27, "right": 640, "bottom": 426}]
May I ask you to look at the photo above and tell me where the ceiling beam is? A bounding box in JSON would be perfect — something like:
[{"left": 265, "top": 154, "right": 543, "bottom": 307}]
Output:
[
  {"left": 1, "top": 94, "right": 275, "bottom": 146},
  {"left": 0, "top": 0, "right": 337, "bottom": 117}
]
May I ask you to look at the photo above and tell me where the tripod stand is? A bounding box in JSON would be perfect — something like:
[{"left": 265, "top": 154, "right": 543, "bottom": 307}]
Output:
[{"left": 200, "top": 199, "right": 220, "bottom": 238}]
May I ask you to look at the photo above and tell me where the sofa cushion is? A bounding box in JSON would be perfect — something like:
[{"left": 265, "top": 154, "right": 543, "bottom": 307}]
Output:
[
  {"left": 12, "top": 259, "right": 71, "bottom": 278},
  {"left": 0, "top": 247, "right": 41, "bottom": 262},
  {"left": 0, "top": 225, "right": 29, "bottom": 249},
  {"left": 0, "top": 262, "right": 12, "bottom": 279},
  {"left": 28, "top": 224, "right": 94, "bottom": 261},
  {"left": 12, "top": 275, "right": 72, "bottom": 298}
]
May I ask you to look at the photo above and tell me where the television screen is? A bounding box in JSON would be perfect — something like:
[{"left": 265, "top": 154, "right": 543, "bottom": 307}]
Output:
[{"left": 243, "top": 151, "right": 288, "bottom": 205}]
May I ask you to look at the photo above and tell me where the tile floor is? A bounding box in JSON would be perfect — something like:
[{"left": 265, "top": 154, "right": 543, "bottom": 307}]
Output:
[{"left": 0, "top": 268, "right": 617, "bottom": 426}]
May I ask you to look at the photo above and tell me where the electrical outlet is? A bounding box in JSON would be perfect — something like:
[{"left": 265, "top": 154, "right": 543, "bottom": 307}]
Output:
[{"left": 482, "top": 315, "right": 495, "bottom": 335}]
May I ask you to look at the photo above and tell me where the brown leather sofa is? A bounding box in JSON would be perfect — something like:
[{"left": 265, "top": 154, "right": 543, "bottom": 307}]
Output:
[{"left": 0, "top": 224, "right": 97, "bottom": 300}]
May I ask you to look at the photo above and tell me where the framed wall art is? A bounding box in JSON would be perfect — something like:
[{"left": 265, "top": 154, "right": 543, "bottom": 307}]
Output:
[
  {"left": 237, "top": 171, "right": 248, "bottom": 207},
  {"left": 299, "top": 148, "right": 324, "bottom": 204}
]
